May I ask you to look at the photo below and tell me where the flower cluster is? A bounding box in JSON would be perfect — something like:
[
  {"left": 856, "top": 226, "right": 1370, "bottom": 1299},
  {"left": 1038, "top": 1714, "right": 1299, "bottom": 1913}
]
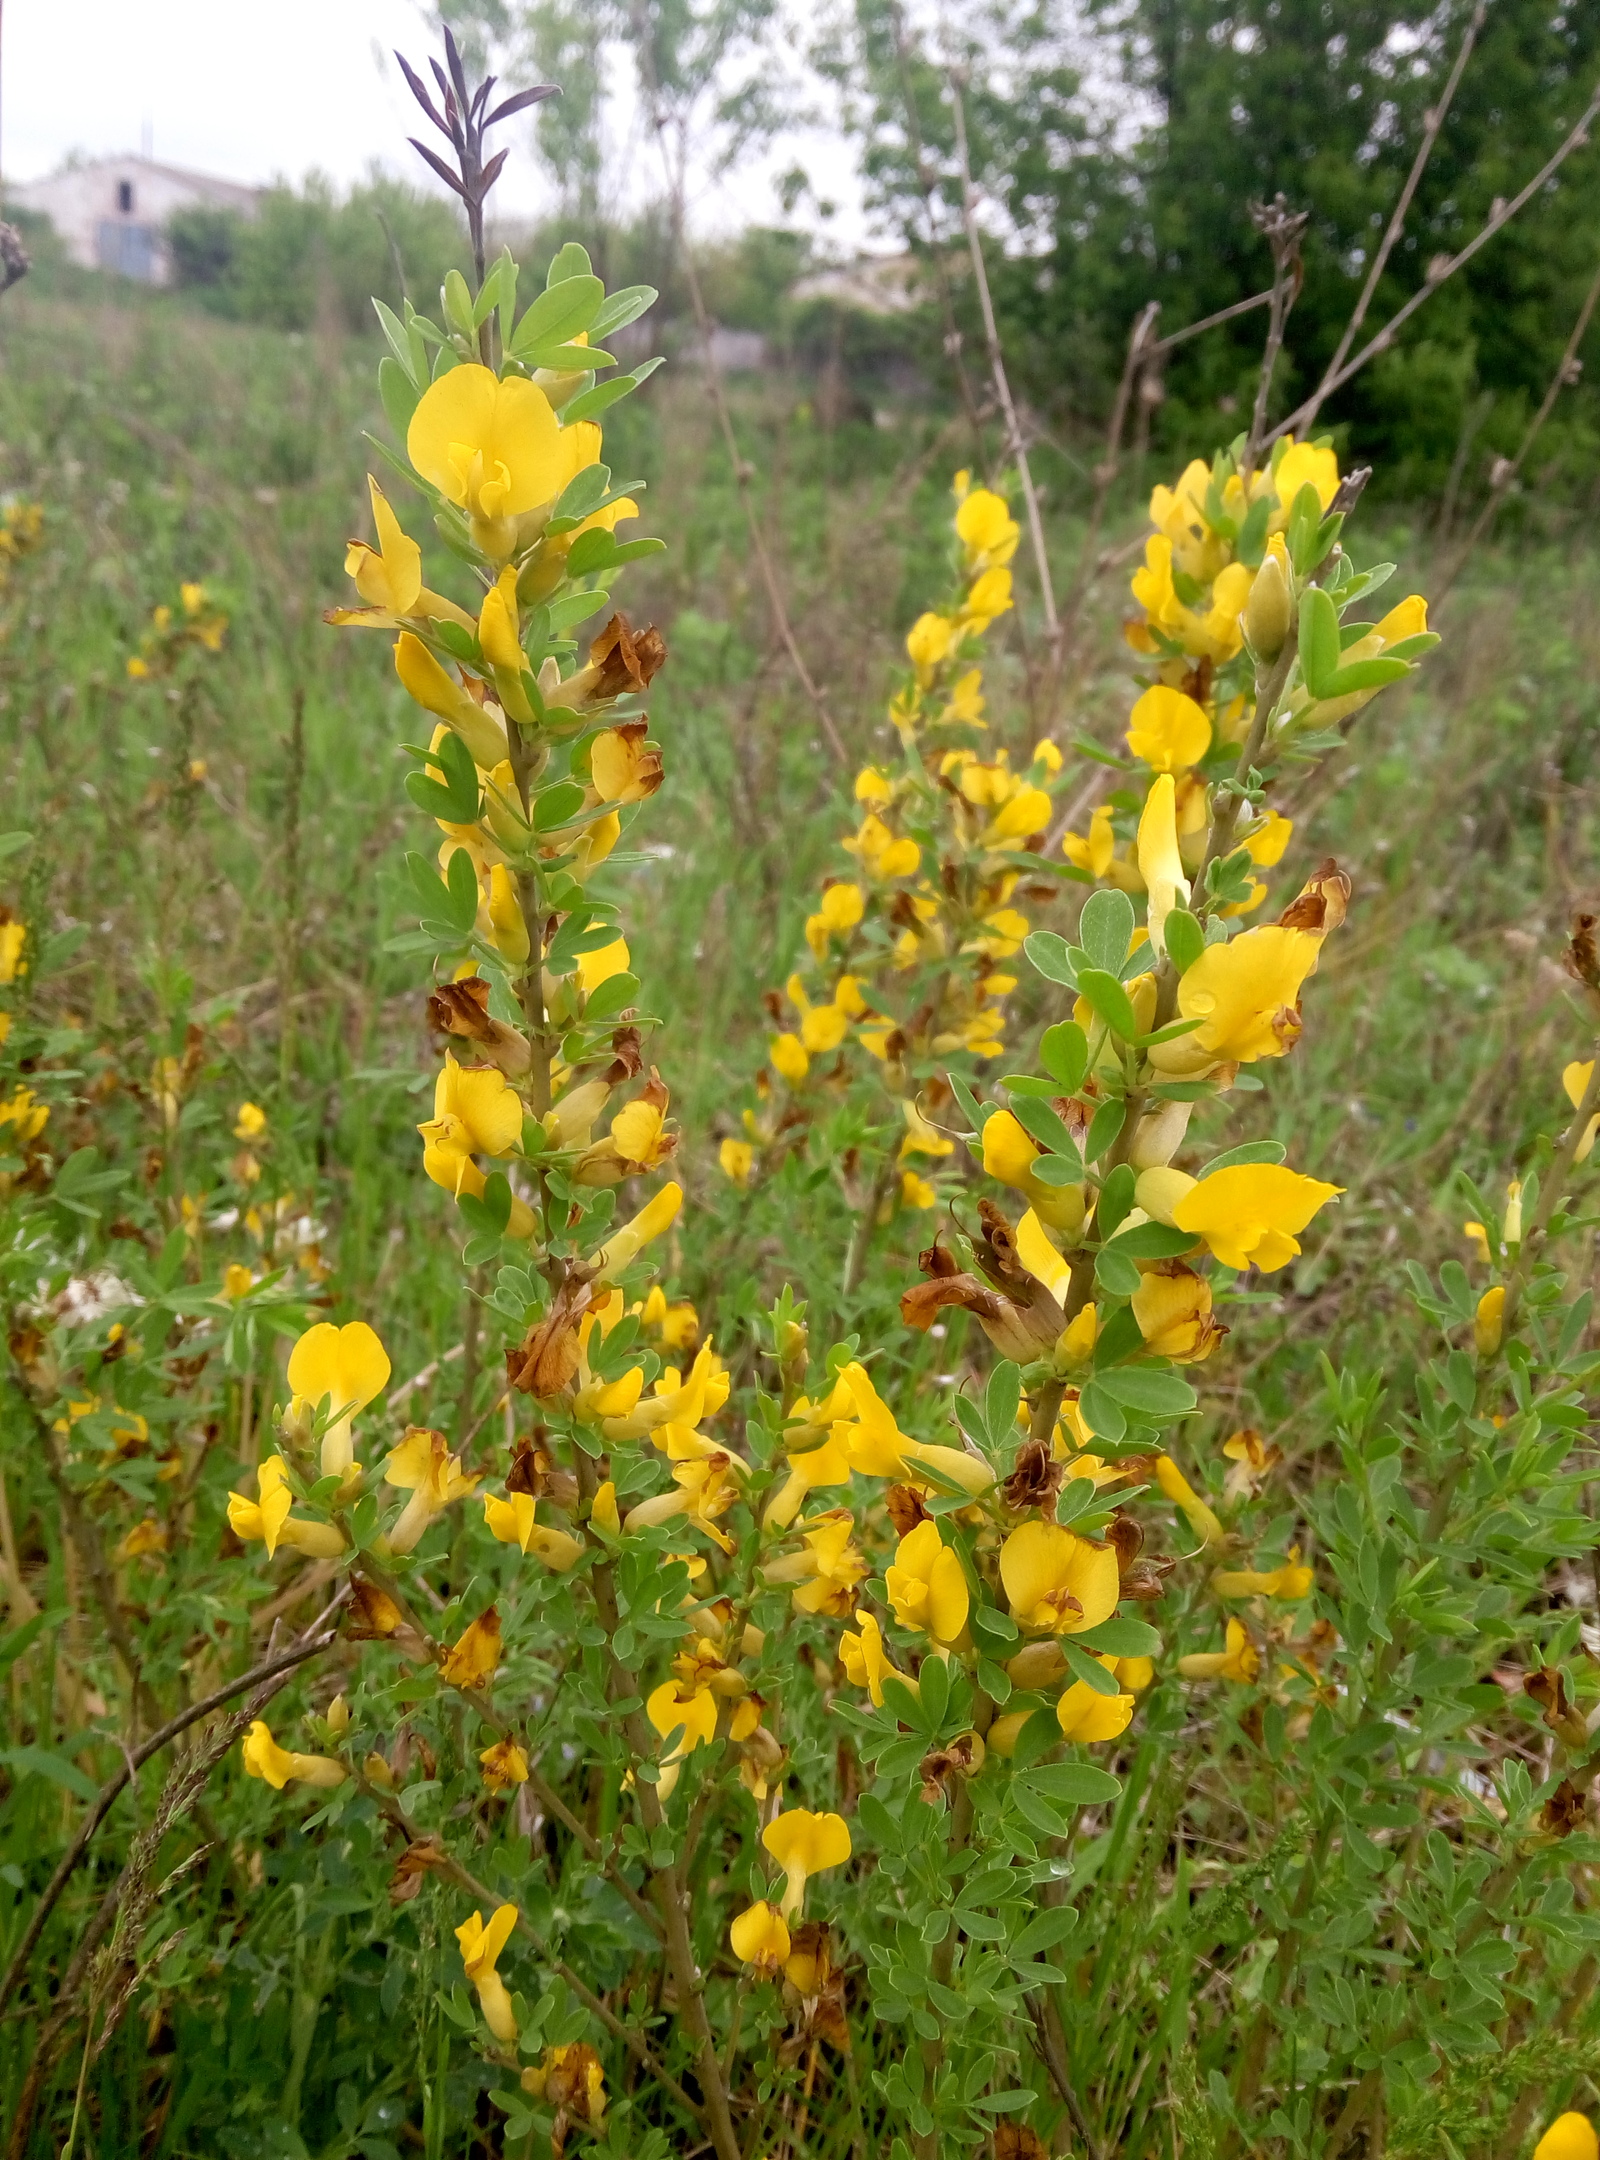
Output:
[
  {"left": 125, "top": 580, "right": 229, "bottom": 679},
  {"left": 721, "top": 474, "right": 1067, "bottom": 1227}
]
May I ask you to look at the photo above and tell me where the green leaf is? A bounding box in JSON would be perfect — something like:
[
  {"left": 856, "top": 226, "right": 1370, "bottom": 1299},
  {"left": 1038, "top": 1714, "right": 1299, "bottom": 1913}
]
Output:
[
  {"left": 405, "top": 727, "right": 480, "bottom": 825},
  {"left": 1164, "top": 908, "right": 1205, "bottom": 974},
  {"left": 1024, "top": 932, "right": 1077, "bottom": 988},
  {"left": 1082, "top": 1097, "right": 1125, "bottom": 1164},
  {"left": 1076, "top": 968, "right": 1140, "bottom": 1041},
  {"left": 1094, "top": 1246, "right": 1143, "bottom": 1298},
  {"left": 1095, "top": 1367, "right": 1197, "bottom": 1418},
  {"left": 946, "top": 1073, "right": 989, "bottom": 1133},
  {"left": 1061, "top": 1641, "right": 1124, "bottom": 1696},
  {"left": 591, "top": 283, "right": 658, "bottom": 340},
  {"left": 1009, "top": 1095, "right": 1081, "bottom": 1166},
  {"left": 0, "top": 1610, "right": 63, "bottom": 1673},
  {"left": 1299, "top": 588, "right": 1342, "bottom": 699},
  {"left": 1026, "top": 1761, "right": 1121, "bottom": 1804},
  {"left": 545, "top": 589, "right": 611, "bottom": 634},
  {"left": 1076, "top": 1379, "right": 1125, "bottom": 1443},
  {"left": 1097, "top": 1163, "right": 1137, "bottom": 1238},
  {"left": 1012, "top": 1908, "right": 1080, "bottom": 1957},
  {"left": 509, "top": 273, "right": 604, "bottom": 359},
  {"left": 546, "top": 241, "right": 593, "bottom": 286},
  {"left": 2, "top": 1746, "right": 99, "bottom": 1802},
  {"left": 1316, "top": 655, "right": 1413, "bottom": 699},
  {"left": 1286, "top": 482, "right": 1328, "bottom": 574},
  {"left": 1109, "top": 1222, "right": 1197, "bottom": 1258},
  {"left": 1076, "top": 1615, "right": 1161, "bottom": 1657},
  {"left": 444, "top": 844, "right": 482, "bottom": 932},
  {"left": 0, "top": 830, "right": 33, "bottom": 861},
  {"left": 378, "top": 355, "right": 419, "bottom": 440},
  {"left": 533, "top": 781, "right": 588, "bottom": 831},
  {"left": 561, "top": 357, "right": 664, "bottom": 426},
  {"left": 1200, "top": 1141, "right": 1286, "bottom": 1176},
  {"left": 521, "top": 340, "right": 617, "bottom": 374},
  {"left": 1079, "top": 889, "right": 1135, "bottom": 974},
  {"left": 584, "top": 971, "right": 639, "bottom": 1021},
  {"left": 1039, "top": 1021, "right": 1088, "bottom": 1094},
  {"left": 985, "top": 1362, "right": 1021, "bottom": 1448}
]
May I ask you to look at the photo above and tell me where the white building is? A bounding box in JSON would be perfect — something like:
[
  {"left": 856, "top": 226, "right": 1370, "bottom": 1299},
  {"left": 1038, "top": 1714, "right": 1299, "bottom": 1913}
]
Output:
[{"left": 6, "top": 157, "right": 260, "bottom": 285}]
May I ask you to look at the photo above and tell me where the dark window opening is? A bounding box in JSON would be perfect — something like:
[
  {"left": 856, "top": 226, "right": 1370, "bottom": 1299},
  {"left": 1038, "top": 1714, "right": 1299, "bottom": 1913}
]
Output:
[{"left": 117, "top": 180, "right": 134, "bottom": 214}]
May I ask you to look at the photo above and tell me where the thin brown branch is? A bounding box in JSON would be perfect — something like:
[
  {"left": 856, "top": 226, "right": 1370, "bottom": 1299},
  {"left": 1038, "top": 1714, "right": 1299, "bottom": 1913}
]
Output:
[
  {"left": 946, "top": 71, "right": 1059, "bottom": 658},
  {"left": 1272, "top": 68, "right": 1600, "bottom": 446},
  {"left": 1435, "top": 248, "right": 1600, "bottom": 598},
  {"left": 1299, "top": 2, "right": 1487, "bottom": 434}
]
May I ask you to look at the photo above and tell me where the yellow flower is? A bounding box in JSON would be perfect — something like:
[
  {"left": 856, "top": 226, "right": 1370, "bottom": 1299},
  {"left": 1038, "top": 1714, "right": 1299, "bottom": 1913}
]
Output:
[
  {"left": 846, "top": 812, "right": 921, "bottom": 881},
  {"left": 1154, "top": 1453, "right": 1225, "bottom": 1548},
  {"left": 1136, "top": 773, "right": 1189, "bottom": 956},
  {"left": 1473, "top": 1285, "right": 1505, "bottom": 1358},
  {"left": 114, "top": 1519, "right": 168, "bottom": 1563},
  {"left": 481, "top": 1490, "right": 585, "bottom": 1569},
  {"left": 806, "top": 880, "right": 866, "bottom": 959},
  {"left": 719, "top": 1136, "right": 755, "bottom": 1187},
  {"left": 1126, "top": 685, "right": 1211, "bottom": 774},
  {"left": 984, "top": 785, "right": 1053, "bottom": 848},
  {"left": 885, "top": 1519, "right": 970, "bottom": 1645},
  {"left": 331, "top": 475, "right": 480, "bottom": 629},
  {"left": 455, "top": 1904, "right": 520, "bottom": 2044},
  {"left": 762, "top": 1807, "right": 851, "bottom": 1917},
  {"left": 227, "top": 1453, "right": 346, "bottom": 1560},
  {"left": 578, "top": 935, "right": 630, "bottom": 994},
  {"left": 1130, "top": 1261, "right": 1225, "bottom": 1362},
  {"left": 382, "top": 1426, "right": 479, "bottom": 1554},
  {"left": 855, "top": 766, "right": 894, "bottom": 806},
  {"left": 0, "top": 1085, "right": 48, "bottom": 1143},
  {"left": 766, "top": 1509, "right": 869, "bottom": 1617},
  {"left": 1272, "top": 437, "right": 1339, "bottom": 515},
  {"left": 647, "top": 1678, "right": 719, "bottom": 1800},
  {"left": 1171, "top": 1163, "right": 1342, "bottom": 1272},
  {"left": 1056, "top": 1661, "right": 1136, "bottom": 1743},
  {"left": 982, "top": 1110, "right": 1086, "bottom": 1237},
  {"left": 907, "top": 611, "right": 955, "bottom": 683},
  {"left": 999, "top": 1521, "right": 1120, "bottom": 1635},
  {"left": 222, "top": 1260, "right": 255, "bottom": 1301},
  {"left": 770, "top": 1032, "right": 810, "bottom": 1084},
  {"left": 962, "top": 565, "right": 1013, "bottom": 631},
  {"left": 1535, "top": 2116, "right": 1598, "bottom": 2160},
  {"left": 1159, "top": 926, "right": 1324, "bottom": 1070},
  {"left": 417, "top": 1055, "right": 534, "bottom": 1227},
  {"left": 233, "top": 1101, "right": 267, "bottom": 1141},
  {"left": 1244, "top": 808, "right": 1293, "bottom": 866},
  {"left": 392, "top": 631, "right": 509, "bottom": 770},
  {"left": 1062, "top": 803, "right": 1116, "bottom": 878},
  {"left": 440, "top": 1607, "right": 503, "bottom": 1689},
  {"left": 1177, "top": 1617, "right": 1260, "bottom": 1684},
  {"left": 955, "top": 486, "right": 1020, "bottom": 570},
  {"left": 731, "top": 1900, "right": 792, "bottom": 1973},
  {"left": 839, "top": 1608, "right": 913, "bottom": 1707},
  {"left": 479, "top": 1738, "right": 530, "bottom": 1793},
  {"left": 1211, "top": 1547, "right": 1313, "bottom": 1600},
  {"left": 1563, "top": 1059, "right": 1599, "bottom": 1163},
  {"left": 901, "top": 1169, "right": 937, "bottom": 1209},
  {"left": 408, "top": 363, "right": 565, "bottom": 534},
  {"left": 285, "top": 1320, "right": 390, "bottom": 1477},
  {"left": 593, "top": 1180, "right": 683, "bottom": 1280},
  {"left": 241, "top": 1717, "right": 347, "bottom": 1791}
]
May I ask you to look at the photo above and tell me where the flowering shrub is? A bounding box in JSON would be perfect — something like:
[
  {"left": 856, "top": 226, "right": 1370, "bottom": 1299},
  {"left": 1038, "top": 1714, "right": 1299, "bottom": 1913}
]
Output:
[{"left": 5, "top": 50, "right": 1600, "bottom": 2160}]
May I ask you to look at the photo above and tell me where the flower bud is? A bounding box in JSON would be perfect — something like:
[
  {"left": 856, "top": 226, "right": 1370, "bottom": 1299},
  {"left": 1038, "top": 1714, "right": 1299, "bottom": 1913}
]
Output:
[
  {"left": 325, "top": 1693, "right": 351, "bottom": 1736},
  {"left": 1501, "top": 1180, "right": 1523, "bottom": 1249},
  {"left": 278, "top": 1393, "right": 315, "bottom": 1447},
  {"left": 1245, "top": 545, "right": 1292, "bottom": 660},
  {"left": 1474, "top": 1285, "right": 1505, "bottom": 1358}
]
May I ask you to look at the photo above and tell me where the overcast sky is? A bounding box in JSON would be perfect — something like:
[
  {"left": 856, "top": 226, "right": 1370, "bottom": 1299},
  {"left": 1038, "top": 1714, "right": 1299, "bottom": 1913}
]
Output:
[{"left": 0, "top": 0, "right": 870, "bottom": 238}]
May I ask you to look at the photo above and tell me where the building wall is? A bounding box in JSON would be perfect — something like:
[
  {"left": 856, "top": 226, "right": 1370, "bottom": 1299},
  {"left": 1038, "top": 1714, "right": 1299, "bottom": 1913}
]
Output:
[{"left": 7, "top": 159, "right": 259, "bottom": 286}]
